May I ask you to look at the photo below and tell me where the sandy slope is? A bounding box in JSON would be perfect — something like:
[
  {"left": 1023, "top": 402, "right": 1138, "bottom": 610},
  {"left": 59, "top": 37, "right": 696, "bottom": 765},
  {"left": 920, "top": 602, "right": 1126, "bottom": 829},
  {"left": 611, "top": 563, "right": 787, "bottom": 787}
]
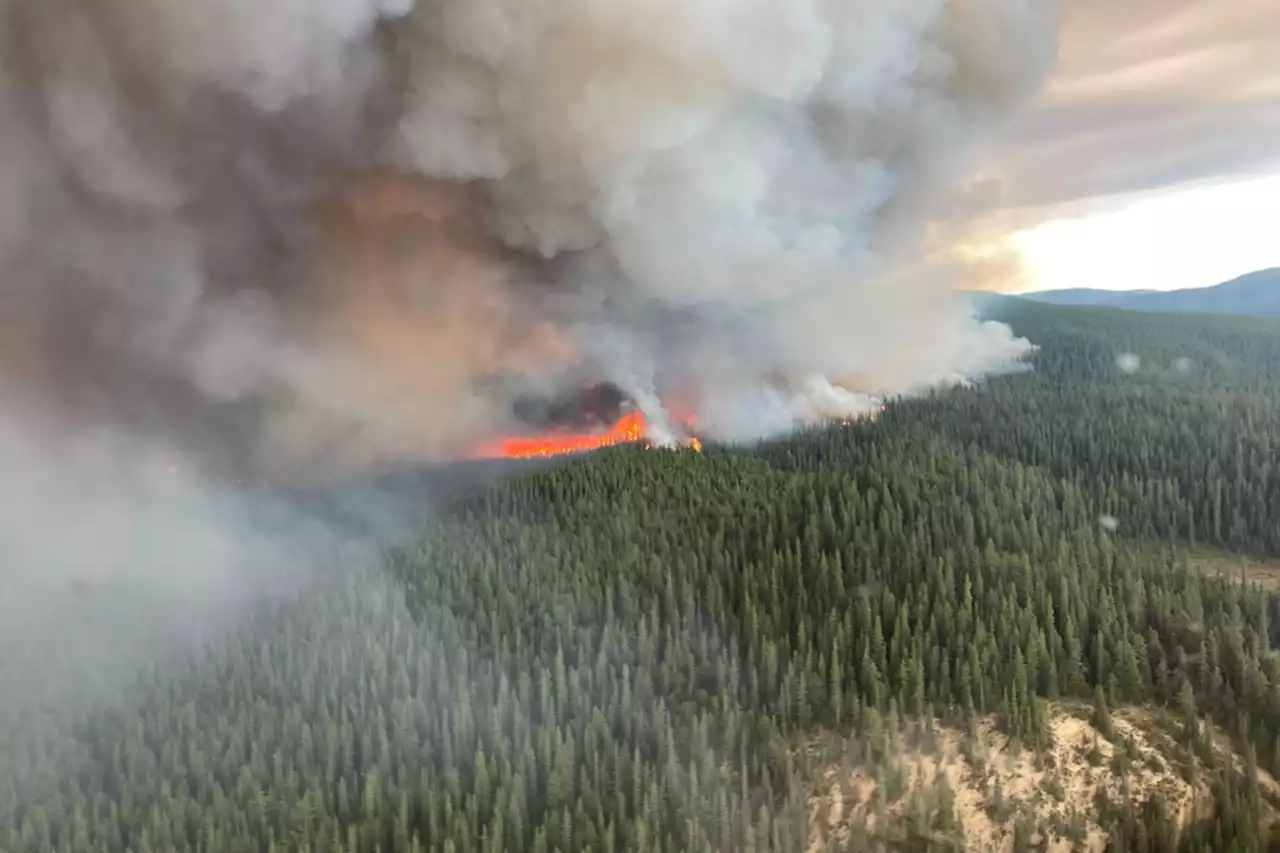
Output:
[{"left": 807, "top": 707, "right": 1277, "bottom": 853}]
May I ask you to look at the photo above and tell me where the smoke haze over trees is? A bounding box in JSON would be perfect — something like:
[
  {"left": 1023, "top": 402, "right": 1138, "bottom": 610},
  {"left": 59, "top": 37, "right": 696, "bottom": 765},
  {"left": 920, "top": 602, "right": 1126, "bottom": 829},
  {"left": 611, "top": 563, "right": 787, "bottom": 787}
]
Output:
[
  {"left": 0, "top": 0, "right": 1059, "bottom": 731},
  {"left": 9, "top": 3, "right": 1280, "bottom": 851},
  {"left": 6, "top": 302, "right": 1280, "bottom": 851}
]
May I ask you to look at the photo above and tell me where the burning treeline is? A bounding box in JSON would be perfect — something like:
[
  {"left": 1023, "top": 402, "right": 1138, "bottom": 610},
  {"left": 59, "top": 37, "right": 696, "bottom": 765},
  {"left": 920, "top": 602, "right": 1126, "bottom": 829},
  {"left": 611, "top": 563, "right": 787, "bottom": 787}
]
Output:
[{"left": 0, "top": 0, "right": 1057, "bottom": 483}]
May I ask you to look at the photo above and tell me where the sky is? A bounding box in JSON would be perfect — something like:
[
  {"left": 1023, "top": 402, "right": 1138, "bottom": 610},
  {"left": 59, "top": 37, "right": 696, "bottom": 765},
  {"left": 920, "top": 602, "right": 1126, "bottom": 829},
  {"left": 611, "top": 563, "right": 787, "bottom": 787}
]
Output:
[{"left": 972, "top": 0, "right": 1280, "bottom": 293}]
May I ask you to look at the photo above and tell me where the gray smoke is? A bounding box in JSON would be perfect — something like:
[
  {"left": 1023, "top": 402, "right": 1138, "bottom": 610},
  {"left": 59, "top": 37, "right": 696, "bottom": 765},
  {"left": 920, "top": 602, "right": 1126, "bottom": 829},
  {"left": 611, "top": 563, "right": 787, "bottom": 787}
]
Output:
[
  {"left": 0, "top": 0, "right": 1060, "bottom": 792},
  {"left": 0, "top": 0, "right": 1056, "bottom": 482}
]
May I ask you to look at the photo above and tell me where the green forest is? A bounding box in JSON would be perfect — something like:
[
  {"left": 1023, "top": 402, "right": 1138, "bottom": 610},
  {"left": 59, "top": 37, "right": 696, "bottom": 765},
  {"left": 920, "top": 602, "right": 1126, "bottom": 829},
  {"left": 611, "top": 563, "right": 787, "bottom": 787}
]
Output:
[{"left": 6, "top": 300, "right": 1280, "bottom": 852}]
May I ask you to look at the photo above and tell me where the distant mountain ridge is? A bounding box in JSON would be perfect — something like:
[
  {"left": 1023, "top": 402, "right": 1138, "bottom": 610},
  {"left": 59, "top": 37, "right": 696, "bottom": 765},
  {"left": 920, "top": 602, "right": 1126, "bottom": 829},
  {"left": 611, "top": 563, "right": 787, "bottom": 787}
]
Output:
[{"left": 975, "top": 267, "right": 1280, "bottom": 318}]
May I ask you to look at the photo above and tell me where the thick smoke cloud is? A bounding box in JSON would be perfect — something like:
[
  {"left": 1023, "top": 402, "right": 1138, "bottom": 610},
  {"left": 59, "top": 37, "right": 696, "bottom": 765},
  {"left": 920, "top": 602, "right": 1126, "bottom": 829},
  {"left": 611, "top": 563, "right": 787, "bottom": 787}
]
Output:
[
  {"left": 1, "top": 2, "right": 1061, "bottom": 798},
  {"left": 0, "top": 0, "right": 1057, "bottom": 483}
]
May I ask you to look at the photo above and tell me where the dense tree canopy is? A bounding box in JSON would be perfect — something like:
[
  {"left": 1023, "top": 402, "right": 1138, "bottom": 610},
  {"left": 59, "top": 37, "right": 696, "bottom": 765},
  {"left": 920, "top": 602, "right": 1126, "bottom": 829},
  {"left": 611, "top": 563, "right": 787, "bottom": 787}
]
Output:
[{"left": 4, "top": 302, "right": 1280, "bottom": 852}]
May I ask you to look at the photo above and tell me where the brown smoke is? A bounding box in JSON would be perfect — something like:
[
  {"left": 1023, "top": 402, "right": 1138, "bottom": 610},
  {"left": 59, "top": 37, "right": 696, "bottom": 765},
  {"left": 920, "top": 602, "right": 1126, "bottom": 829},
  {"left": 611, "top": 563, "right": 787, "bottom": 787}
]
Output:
[{"left": 0, "top": 0, "right": 1059, "bottom": 483}]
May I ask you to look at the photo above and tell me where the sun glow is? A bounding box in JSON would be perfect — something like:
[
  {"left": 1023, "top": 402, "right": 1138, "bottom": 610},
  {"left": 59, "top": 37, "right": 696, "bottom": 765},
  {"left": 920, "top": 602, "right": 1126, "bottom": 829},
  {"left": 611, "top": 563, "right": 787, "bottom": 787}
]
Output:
[{"left": 1009, "top": 174, "right": 1280, "bottom": 294}]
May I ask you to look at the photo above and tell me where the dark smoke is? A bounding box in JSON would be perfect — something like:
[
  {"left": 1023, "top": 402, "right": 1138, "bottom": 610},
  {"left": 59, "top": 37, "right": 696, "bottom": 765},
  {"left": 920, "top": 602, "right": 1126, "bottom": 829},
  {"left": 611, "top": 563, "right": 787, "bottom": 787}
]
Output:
[{"left": 510, "top": 381, "right": 631, "bottom": 432}]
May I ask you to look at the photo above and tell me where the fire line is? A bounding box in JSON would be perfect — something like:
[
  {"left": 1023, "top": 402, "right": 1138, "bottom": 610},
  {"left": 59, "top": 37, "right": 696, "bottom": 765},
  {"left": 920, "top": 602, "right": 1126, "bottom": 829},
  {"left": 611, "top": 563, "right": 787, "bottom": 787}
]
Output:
[{"left": 468, "top": 411, "right": 702, "bottom": 460}]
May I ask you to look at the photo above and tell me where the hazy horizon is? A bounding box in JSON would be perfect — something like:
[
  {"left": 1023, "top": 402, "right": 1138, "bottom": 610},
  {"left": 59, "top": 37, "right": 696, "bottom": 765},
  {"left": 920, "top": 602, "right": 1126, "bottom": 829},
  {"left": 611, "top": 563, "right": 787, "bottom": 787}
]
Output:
[{"left": 1007, "top": 259, "right": 1278, "bottom": 296}]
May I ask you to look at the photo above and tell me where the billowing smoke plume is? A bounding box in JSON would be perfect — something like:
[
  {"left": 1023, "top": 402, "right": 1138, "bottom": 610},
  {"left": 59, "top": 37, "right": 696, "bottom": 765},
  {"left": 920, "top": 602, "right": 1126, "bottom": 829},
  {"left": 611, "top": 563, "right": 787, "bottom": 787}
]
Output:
[{"left": 0, "top": 0, "right": 1057, "bottom": 483}]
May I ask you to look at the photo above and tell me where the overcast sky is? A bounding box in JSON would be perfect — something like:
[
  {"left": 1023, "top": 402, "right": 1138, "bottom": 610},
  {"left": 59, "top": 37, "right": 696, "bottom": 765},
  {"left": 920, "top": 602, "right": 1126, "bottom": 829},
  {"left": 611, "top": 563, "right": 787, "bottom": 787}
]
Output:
[{"left": 973, "top": 0, "right": 1280, "bottom": 292}]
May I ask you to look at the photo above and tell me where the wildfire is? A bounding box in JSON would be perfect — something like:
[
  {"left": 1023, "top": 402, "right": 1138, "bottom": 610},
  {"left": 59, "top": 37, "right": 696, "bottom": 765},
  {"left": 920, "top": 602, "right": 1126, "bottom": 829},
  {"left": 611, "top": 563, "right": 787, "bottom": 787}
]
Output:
[
  {"left": 467, "top": 397, "right": 885, "bottom": 461},
  {"left": 466, "top": 392, "right": 886, "bottom": 461},
  {"left": 469, "top": 410, "right": 703, "bottom": 460}
]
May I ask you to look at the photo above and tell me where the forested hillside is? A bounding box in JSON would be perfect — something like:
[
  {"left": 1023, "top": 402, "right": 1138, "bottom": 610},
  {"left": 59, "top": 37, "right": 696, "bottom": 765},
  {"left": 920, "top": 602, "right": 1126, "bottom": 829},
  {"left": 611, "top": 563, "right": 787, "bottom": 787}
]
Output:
[
  {"left": 1007, "top": 268, "right": 1280, "bottom": 319},
  {"left": 6, "top": 303, "right": 1280, "bottom": 852}
]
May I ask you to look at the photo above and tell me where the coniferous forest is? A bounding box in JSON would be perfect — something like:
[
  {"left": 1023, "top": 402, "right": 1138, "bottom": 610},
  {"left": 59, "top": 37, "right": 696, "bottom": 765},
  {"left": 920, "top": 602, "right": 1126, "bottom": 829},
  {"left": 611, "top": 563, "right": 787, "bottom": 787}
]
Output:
[{"left": 7, "top": 300, "right": 1280, "bottom": 852}]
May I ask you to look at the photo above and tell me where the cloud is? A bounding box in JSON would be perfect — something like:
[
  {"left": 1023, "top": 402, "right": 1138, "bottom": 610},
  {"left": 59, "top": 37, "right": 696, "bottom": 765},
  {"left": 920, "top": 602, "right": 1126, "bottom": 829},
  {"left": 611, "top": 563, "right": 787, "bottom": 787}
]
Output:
[{"left": 981, "top": 0, "right": 1280, "bottom": 215}]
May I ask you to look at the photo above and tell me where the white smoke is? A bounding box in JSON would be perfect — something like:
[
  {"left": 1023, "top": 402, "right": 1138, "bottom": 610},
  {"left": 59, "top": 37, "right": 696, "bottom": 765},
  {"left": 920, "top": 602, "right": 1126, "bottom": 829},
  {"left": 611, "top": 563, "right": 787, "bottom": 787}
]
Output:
[
  {"left": 0, "top": 0, "right": 1061, "bottom": 782},
  {"left": 697, "top": 376, "right": 884, "bottom": 443},
  {"left": 0, "top": 0, "right": 1057, "bottom": 476},
  {"left": 384, "top": 0, "right": 1055, "bottom": 434}
]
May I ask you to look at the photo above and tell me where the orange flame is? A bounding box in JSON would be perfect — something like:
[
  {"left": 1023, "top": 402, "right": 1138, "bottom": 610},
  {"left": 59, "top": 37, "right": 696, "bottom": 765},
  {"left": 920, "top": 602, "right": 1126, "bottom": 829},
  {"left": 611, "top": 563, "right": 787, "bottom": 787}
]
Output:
[
  {"left": 467, "top": 398, "right": 885, "bottom": 461},
  {"left": 470, "top": 411, "right": 647, "bottom": 459},
  {"left": 469, "top": 410, "right": 702, "bottom": 460}
]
